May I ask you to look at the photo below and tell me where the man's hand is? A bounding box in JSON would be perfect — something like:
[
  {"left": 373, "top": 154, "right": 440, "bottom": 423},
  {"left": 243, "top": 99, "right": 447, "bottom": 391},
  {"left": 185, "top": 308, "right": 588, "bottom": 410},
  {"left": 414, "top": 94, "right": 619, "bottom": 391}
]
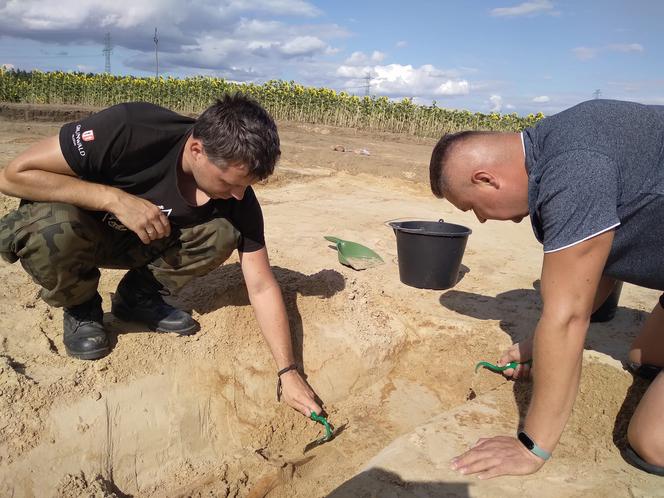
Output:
[
  {"left": 451, "top": 436, "right": 545, "bottom": 479},
  {"left": 498, "top": 336, "right": 533, "bottom": 379},
  {"left": 107, "top": 192, "right": 171, "bottom": 244},
  {"left": 279, "top": 370, "right": 322, "bottom": 417}
]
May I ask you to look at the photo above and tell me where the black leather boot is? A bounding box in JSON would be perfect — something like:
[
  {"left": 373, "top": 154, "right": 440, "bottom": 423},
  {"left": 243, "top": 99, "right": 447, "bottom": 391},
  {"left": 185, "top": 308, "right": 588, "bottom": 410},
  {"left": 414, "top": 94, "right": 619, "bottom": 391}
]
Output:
[
  {"left": 63, "top": 293, "right": 110, "bottom": 360},
  {"left": 111, "top": 269, "right": 199, "bottom": 335}
]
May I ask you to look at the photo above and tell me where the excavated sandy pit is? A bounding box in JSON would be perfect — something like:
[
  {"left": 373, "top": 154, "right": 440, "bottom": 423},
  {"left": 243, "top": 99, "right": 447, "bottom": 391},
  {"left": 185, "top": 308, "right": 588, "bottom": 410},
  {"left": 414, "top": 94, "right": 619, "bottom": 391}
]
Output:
[{"left": 0, "top": 109, "right": 662, "bottom": 497}]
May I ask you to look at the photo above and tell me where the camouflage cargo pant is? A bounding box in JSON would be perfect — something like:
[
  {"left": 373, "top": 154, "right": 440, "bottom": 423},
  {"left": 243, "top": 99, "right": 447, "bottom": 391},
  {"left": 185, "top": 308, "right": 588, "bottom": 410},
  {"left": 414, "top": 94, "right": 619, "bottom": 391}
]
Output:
[{"left": 0, "top": 201, "right": 240, "bottom": 307}]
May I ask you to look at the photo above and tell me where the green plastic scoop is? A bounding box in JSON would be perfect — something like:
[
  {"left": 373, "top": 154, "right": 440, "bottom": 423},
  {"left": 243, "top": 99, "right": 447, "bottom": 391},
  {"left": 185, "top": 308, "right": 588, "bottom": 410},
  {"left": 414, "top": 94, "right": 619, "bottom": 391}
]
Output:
[
  {"left": 474, "top": 360, "right": 532, "bottom": 373},
  {"left": 324, "top": 236, "right": 384, "bottom": 270},
  {"left": 303, "top": 411, "right": 347, "bottom": 453}
]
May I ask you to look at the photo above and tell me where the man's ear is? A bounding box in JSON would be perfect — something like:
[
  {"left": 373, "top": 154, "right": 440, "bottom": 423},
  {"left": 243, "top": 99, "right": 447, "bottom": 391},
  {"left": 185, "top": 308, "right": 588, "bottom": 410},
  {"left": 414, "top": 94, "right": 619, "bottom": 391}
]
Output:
[
  {"left": 471, "top": 170, "right": 500, "bottom": 189},
  {"left": 189, "top": 138, "right": 205, "bottom": 158}
]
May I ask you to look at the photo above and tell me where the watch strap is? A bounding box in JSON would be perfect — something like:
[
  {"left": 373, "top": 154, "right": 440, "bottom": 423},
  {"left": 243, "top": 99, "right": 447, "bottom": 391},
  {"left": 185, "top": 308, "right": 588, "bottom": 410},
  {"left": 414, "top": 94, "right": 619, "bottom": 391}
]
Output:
[{"left": 518, "top": 430, "right": 552, "bottom": 461}]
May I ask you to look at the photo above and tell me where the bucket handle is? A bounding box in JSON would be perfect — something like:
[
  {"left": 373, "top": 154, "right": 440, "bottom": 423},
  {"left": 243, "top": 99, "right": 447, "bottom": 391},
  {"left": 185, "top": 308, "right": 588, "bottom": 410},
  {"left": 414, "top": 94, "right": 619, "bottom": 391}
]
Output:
[
  {"left": 383, "top": 217, "right": 444, "bottom": 228},
  {"left": 384, "top": 218, "right": 445, "bottom": 233}
]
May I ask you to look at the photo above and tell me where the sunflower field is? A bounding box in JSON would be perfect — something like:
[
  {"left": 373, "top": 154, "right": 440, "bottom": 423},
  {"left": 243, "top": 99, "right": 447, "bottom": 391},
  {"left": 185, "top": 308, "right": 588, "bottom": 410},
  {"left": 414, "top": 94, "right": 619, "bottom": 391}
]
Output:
[{"left": 0, "top": 69, "right": 544, "bottom": 136}]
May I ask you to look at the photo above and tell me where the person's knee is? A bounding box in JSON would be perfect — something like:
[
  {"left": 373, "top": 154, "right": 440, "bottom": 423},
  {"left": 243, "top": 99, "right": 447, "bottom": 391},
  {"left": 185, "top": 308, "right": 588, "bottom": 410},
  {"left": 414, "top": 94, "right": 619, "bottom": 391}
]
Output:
[
  {"left": 149, "top": 218, "right": 240, "bottom": 292},
  {"left": 628, "top": 416, "right": 664, "bottom": 466},
  {"left": 629, "top": 301, "right": 664, "bottom": 366},
  {"left": 183, "top": 217, "right": 240, "bottom": 260},
  {"left": 206, "top": 218, "right": 240, "bottom": 251}
]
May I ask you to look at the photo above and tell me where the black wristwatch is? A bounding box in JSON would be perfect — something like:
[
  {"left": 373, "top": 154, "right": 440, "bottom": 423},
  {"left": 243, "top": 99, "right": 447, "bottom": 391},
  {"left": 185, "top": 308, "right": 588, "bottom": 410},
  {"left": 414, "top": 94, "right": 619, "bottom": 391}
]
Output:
[{"left": 517, "top": 430, "right": 551, "bottom": 461}]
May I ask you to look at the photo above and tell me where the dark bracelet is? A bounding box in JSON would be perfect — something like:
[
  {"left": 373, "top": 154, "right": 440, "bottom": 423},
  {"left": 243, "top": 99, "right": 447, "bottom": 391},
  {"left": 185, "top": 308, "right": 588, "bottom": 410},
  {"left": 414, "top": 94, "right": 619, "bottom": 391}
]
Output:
[{"left": 276, "top": 364, "right": 299, "bottom": 401}]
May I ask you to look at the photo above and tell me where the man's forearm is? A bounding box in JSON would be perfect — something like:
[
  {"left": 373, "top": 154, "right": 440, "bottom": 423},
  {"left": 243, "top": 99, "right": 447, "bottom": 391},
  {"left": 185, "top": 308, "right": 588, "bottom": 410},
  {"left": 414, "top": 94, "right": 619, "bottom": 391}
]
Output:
[
  {"left": 247, "top": 283, "right": 296, "bottom": 370},
  {"left": 0, "top": 168, "right": 123, "bottom": 212},
  {"left": 523, "top": 313, "right": 588, "bottom": 453}
]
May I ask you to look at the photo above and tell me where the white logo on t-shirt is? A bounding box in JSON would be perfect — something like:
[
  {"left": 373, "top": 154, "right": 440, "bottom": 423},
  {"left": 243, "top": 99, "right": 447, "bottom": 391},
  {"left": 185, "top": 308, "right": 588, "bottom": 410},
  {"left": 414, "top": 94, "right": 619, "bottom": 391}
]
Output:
[
  {"left": 158, "top": 205, "right": 172, "bottom": 217},
  {"left": 102, "top": 205, "right": 173, "bottom": 231},
  {"left": 71, "top": 124, "right": 86, "bottom": 157}
]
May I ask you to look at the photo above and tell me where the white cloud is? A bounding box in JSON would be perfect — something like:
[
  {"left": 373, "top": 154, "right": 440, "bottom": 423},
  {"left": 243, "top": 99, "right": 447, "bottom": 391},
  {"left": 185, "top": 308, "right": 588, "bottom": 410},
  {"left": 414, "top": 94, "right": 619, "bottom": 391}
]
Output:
[
  {"left": 1, "top": 0, "right": 182, "bottom": 31},
  {"left": 0, "top": 0, "right": 339, "bottom": 77},
  {"left": 489, "top": 95, "right": 503, "bottom": 112},
  {"left": 371, "top": 51, "right": 386, "bottom": 63},
  {"left": 436, "top": 80, "right": 470, "bottom": 95},
  {"left": 572, "top": 46, "right": 598, "bottom": 60},
  {"left": 279, "top": 36, "right": 327, "bottom": 56},
  {"left": 1, "top": 63, "right": 15, "bottom": 70},
  {"left": 235, "top": 18, "right": 283, "bottom": 36},
  {"left": 533, "top": 95, "right": 550, "bottom": 102},
  {"left": 345, "top": 51, "right": 366, "bottom": 64},
  {"left": 490, "top": 0, "right": 556, "bottom": 17},
  {"left": 0, "top": 0, "right": 323, "bottom": 35},
  {"left": 573, "top": 43, "right": 644, "bottom": 61},
  {"left": 336, "top": 65, "right": 371, "bottom": 78},
  {"left": 336, "top": 63, "right": 470, "bottom": 98},
  {"left": 396, "top": 40, "right": 407, "bottom": 48},
  {"left": 607, "top": 43, "right": 644, "bottom": 53},
  {"left": 225, "top": 0, "right": 321, "bottom": 17},
  {"left": 344, "top": 50, "right": 385, "bottom": 65}
]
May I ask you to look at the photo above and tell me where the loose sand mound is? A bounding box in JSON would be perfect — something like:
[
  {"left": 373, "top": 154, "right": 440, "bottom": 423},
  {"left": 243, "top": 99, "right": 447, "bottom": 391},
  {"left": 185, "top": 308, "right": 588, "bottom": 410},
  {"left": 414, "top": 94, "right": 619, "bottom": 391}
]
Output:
[{"left": 0, "top": 109, "right": 662, "bottom": 497}]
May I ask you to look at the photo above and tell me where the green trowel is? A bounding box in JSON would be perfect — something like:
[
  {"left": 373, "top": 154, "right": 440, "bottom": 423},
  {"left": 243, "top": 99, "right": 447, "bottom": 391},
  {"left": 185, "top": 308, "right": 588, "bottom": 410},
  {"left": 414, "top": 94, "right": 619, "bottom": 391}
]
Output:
[{"left": 324, "top": 236, "right": 384, "bottom": 271}]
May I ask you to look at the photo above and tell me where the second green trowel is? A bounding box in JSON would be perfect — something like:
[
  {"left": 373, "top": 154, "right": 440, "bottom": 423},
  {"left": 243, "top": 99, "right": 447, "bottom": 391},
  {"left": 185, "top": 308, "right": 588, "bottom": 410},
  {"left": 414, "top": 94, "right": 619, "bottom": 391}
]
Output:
[{"left": 324, "top": 236, "right": 384, "bottom": 270}]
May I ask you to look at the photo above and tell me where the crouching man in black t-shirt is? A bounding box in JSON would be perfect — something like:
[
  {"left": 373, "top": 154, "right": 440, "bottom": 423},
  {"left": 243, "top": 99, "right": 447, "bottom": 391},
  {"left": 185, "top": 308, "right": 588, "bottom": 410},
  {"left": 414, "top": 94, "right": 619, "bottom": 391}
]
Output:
[{"left": 0, "top": 94, "right": 323, "bottom": 417}]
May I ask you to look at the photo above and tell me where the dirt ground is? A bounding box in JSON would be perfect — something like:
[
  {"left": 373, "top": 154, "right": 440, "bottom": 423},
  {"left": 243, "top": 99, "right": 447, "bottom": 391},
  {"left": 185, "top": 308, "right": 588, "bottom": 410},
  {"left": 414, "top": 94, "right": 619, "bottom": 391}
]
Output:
[{"left": 0, "top": 106, "right": 662, "bottom": 498}]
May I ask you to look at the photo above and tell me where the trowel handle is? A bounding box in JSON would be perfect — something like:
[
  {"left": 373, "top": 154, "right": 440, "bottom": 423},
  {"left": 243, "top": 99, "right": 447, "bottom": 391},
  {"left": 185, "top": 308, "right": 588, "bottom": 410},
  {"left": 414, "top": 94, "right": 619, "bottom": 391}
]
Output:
[{"left": 475, "top": 359, "right": 532, "bottom": 373}]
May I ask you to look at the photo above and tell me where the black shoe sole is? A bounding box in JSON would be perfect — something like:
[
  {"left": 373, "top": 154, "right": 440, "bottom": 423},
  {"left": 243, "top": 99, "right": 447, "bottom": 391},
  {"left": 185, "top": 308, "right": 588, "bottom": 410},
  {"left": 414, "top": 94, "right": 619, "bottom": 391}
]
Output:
[
  {"left": 111, "top": 303, "right": 200, "bottom": 336},
  {"left": 64, "top": 345, "right": 110, "bottom": 360},
  {"left": 154, "top": 321, "right": 200, "bottom": 335}
]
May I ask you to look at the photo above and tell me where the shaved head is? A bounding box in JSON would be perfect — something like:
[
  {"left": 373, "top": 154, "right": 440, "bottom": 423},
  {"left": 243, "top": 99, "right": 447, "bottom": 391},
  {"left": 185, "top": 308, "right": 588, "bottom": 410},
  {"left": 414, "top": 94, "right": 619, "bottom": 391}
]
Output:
[
  {"left": 428, "top": 130, "right": 530, "bottom": 223},
  {"left": 429, "top": 131, "right": 495, "bottom": 198}
]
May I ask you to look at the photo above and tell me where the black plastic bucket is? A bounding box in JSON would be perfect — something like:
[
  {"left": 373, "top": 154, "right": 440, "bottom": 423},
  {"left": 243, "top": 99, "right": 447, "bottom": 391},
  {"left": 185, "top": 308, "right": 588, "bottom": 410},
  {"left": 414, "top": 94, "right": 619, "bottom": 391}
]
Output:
[{"left": 389, "top": 219, "right": 472, "bottom": 289}]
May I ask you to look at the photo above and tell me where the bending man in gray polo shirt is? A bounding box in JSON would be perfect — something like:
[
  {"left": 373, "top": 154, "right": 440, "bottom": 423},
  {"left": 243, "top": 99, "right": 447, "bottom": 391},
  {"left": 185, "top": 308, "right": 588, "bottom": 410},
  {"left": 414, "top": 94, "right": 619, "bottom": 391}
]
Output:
[{"left": 429, "top": 99, "right": 664, "bottom": 477}]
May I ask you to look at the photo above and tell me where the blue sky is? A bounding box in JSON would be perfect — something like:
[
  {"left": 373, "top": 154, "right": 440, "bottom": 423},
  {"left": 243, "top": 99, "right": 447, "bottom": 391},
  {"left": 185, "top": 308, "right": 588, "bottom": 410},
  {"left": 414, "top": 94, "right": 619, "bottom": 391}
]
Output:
[{"left": 0, "top": 0, "right": 662, "bottom": 114}]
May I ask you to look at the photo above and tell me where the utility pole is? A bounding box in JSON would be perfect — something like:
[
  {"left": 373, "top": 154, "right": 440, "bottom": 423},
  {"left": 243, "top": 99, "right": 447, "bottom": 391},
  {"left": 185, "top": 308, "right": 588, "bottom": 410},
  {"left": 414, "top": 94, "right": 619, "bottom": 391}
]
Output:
[
  {"left": 154, "top": 28, "right": 159, "bottom": 79},
  {"left": 593, "top": 89, "right": 602, "bottom": 99},
  {"left": 102, "top": 32, "right": 112, "bottom": 73}
]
